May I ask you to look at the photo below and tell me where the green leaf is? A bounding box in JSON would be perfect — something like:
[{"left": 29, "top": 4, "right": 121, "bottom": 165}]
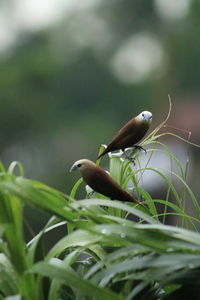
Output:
[
  {"left": 8, "top": 162, "right": 24, "bottom": 177},
  {"left": 0, "top": 253, "right": 18, "bottom": 295},
  {"left": 5, "top": 296, "right": 21, "bottom": 300},
  {"left": 69, "top": 178, "right": 83, "bottom": 199},
  {"left": 28, "top": 260, "right": 126, "bottom": 300},
  {"left": 71, "top": 199, "right": 160, "bottom": 224},
  {"left": 0, "top": 177, "right": 75, "bottom": 222},
  {"left": 47, "top": 229, "right": 104, "bottom": 259}
]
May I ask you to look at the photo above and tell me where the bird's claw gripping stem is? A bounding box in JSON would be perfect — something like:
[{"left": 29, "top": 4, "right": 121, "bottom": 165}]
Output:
[
  {"left": 123, "top": 150, "right": 136, "bottom": 165},
  {"left": 133, "top": 145, "right": 147, "bottom": 154}
]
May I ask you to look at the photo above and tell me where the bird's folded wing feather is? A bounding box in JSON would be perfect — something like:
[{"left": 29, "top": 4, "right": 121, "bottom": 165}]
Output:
[
  {"left": 86, "top": 169, "right": 123, "bottom": 198},
  {"left": 110, "top": 119, "right": 138, "bottom": 144}
]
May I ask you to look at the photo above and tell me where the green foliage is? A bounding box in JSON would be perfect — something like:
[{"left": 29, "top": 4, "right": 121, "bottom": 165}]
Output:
[{"left": 0, "top": 109, "right": 200, "bottom": 299}]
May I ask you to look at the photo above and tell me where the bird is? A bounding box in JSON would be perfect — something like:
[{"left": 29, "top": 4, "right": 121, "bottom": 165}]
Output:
[
  {"left": 97, "top": 111, "right": 152, "bottom": 160},
  {"left": 70, "top": 159, "right": 142, "bottom": 205}
]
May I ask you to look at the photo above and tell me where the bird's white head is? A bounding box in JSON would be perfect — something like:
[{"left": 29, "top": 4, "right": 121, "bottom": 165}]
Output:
[
  {"left": 70, "top": 159, "right": 95, "bottom": 173},
  {"left": 138, "top": 111, "right": 152, "bottom": 123}
]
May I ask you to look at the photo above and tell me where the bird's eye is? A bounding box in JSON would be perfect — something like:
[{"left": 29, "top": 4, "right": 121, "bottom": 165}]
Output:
[
  {"left": 142, "top": 113, "right": 145, "bottom": 117},
  {"left": 77, "top": 163, "right": 82, "bottom": 168}
]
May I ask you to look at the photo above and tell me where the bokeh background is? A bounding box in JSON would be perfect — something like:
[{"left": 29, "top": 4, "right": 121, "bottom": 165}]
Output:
[{"left": 1, "top": 0, "right": 200, "bottom": 233}]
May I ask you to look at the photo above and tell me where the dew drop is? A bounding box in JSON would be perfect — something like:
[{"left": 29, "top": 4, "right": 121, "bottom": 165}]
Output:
[
  {"left": 101, "top": 228, "right": 110, "bottom": 235},
  {"left": 120, "top": 233, "right": 126, "bottom": 238}
]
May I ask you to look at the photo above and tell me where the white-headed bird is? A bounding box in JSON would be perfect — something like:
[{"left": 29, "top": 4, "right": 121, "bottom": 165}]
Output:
[
  {"left": 97, "top": 111, "right": 152, "bottom": 159},
  {"left": 70, "top": 159, "right": 142, "bottom": 205}
]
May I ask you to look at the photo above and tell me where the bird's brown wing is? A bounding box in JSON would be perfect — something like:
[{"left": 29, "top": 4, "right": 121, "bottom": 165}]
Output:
[
  {"left": 110, "top": 119, "right": 137, "bottom": 144},
  {"left": 110, "top": 118, "right": 148, "bottom": 148},
  {"left": 85, "top": 169, "right": 118, "bottom": 196},
  {"left": 84, "top": 168, "right": 137, "bottom": 203},
  {"left": 97, "top": 119, "right": 138, "bottom": 158}
]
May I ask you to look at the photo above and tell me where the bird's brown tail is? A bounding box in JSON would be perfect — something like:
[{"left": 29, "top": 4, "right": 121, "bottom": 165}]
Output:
[
  {"left": 97, "top": 148, "right": 108, "bottom": 160},
  {"left": 122, "top": 190, "right": 144, "bottom": 206},
  {"left": 97, "top": 144, "right": 114, "bottom": 159}
]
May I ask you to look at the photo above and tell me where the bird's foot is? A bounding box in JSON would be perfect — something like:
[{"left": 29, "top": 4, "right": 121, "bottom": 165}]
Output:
[
  {"left": 133, "top": 145, "right": 147, "bottom": 154},
  {"left": 123, "top": 150, "right": 136, "bottom": 165},
  {"left": 128, "top": 157, "right": 136, "bottom": 165}
]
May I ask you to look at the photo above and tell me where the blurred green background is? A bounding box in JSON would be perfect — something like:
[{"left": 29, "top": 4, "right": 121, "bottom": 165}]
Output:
[{"left": 1, "top": 0, "right": 200, "bottom": 209}]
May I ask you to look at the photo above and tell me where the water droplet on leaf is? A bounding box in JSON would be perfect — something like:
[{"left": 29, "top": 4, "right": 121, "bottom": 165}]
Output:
[
  {"left": 120, "top": 233, "right": 126, "bottom": 238},
  {"left": 101, "top": 228, "right": 110, "bottom": 235}
]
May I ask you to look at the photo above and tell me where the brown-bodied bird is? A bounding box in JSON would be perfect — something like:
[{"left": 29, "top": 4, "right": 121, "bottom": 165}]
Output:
[
  {"left": 70, "top": 159, "right": 142, "bottom": 205},
  {"left": 97, "top": 111, "right": 152, "bottom": 159}
]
